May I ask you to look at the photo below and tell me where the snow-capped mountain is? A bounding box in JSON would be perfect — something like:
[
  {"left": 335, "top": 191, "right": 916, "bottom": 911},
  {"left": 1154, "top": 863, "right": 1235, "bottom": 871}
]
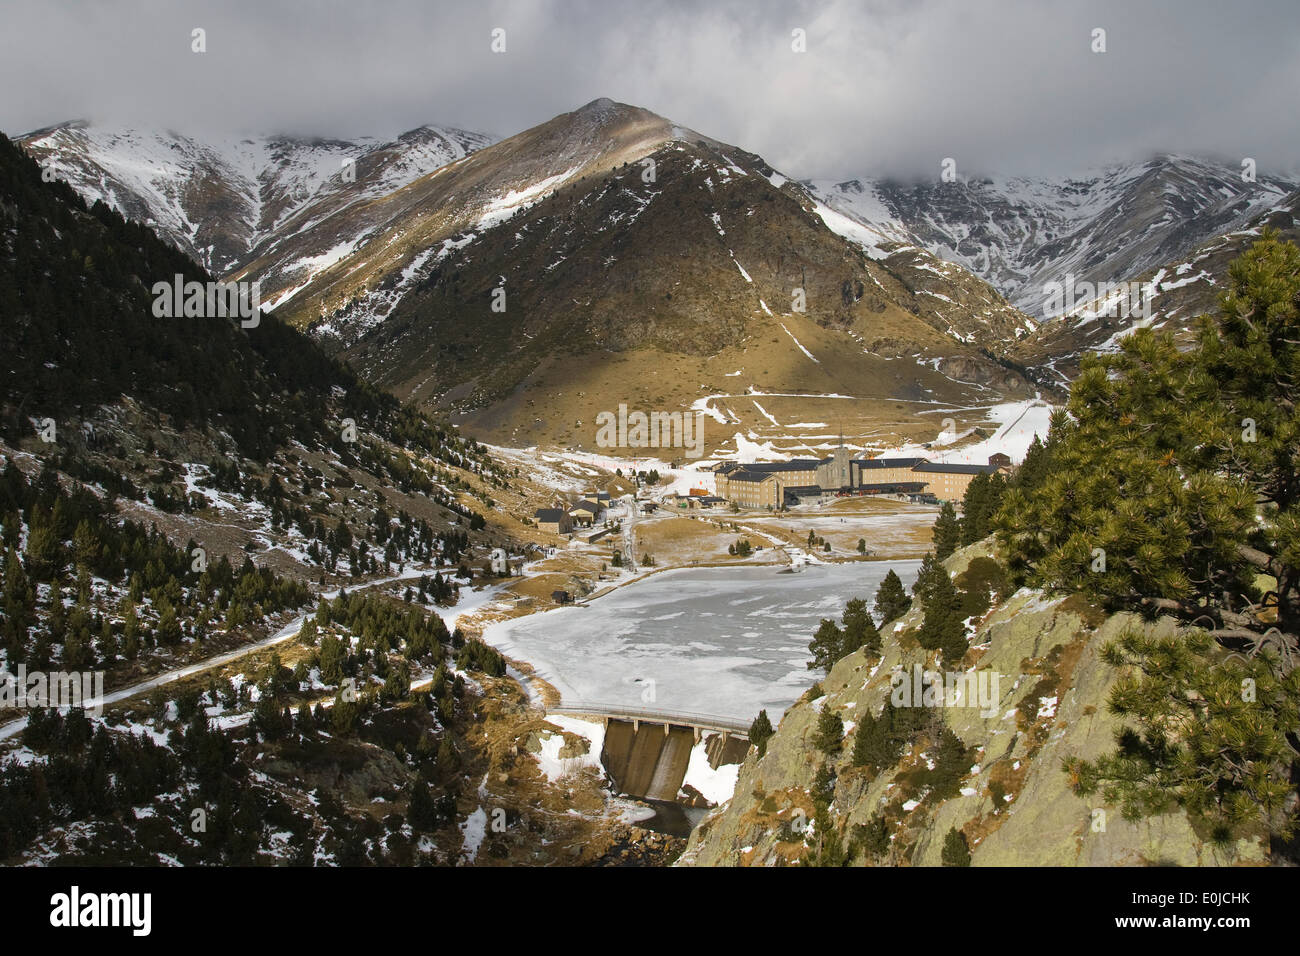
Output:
[
  {"left": 19, "top": 101, "right": 1036, "bottom": 356},
  {"left": 233, "top": 97, "right": 722, "bottom": 340},
  {"left": 810, "top": 156, "right": 1298, "bottom": 319},
  {"left": 19, "top": 121, "right": 494, "bottom": 274},
  {"left": 15, "top": 99, "right": 1048, "bottom": 452},
  {"left": 329, "top": 99, "right": 1044, "bottom": 449},
  {"left": 1009, "top": 189, "right": 1300, "bottom": 383}
]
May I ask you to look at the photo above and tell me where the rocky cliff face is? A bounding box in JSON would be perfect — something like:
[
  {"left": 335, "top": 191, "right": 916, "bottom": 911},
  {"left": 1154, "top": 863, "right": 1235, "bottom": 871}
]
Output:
[
  {"left": 679, "top": 542, "right": 1270, "bottom": 867},
  {"left": 811, "top": 158, "right": 1298, "bottom": 319}
]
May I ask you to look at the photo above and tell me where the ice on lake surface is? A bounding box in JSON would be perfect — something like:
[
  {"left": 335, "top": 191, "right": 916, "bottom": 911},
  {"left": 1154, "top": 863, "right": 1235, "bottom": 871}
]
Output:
[{"left": 481, "top": 559, "right": 921, "bottom": 722}]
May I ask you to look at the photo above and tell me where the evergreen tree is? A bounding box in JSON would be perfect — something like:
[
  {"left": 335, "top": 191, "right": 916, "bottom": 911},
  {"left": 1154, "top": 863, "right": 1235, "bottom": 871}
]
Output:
[
  {"left": 319, "top": 634, "right": 345, "bottom": 685},
  {"left": 998, "top": 233, "right": 1300, "bottom": 843},
  {"left": 873, "top": 568, "right": 912, "bottom": 625},
  {"left": 941, "top": 827, "right": 971, "bottom": 866},
  {"left": 814, "top": 706, "right": 844, "bottom": 754},
  {"left": 916, "top": 565, "right": 968, "bottom": 664},
  {"left": 295, "top": 702, "right": 315, "bottom": 737},
  {"left": 1068, "top": 629, "right": 1299, "bottom": 844},
  {"left": 748, "top": 709, "right": 775, "bottom": 758},
  {"left": 926, "top": 727, "right": 970, "bottom": 800},
  {"left": 850, "top": 708, "right": 882, "bottom": 770},
  {"left": 408, "top": 781, "right": 437, "bottom": 832},
  {"left": 852, "top": 699, "right": 931, "bottom": 774},
  {"left": 1013, "top": 434, "right": 1052, "bottom": 496},
  {"left": 854, "top": 813, "right": 891, "bottom": 862},
  {"left": 932, "top": 501, "right": 961, "bottom": 560},
  {"left": 2, "top": 548, "right": 35, "bottom": 663},
  {"left": 807, "top": 618, "right": 844, "bottom": 670},
  {"left": 911, "top": 552, "right": 944, "bottom": 606},
  {"left": 840, "top": 598, "right": 880, "bottom": 657},
  {"left": 960, "top": 472, "right": 1006, "bottom": 545},
  {"left": 23, "top": 507, "right": 64, "bottom": 581},
  {"left": 331, "top": 692, "right": 359, "bottom": 735}
]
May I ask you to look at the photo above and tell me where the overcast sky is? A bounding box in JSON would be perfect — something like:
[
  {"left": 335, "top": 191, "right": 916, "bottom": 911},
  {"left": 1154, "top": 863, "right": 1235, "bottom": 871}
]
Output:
[{"left": 3, "top": 0, "right": 1298, "bottom": 180}]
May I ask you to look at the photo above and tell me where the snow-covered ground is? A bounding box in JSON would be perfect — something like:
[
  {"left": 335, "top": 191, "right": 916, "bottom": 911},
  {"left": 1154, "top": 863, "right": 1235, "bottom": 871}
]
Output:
[
  {"left": 682, "top": 744, "right": 740, "bottom": 804},
  {"left": 531, "top": 715, "right": 607, "bottom": 783},
  {"left": 481, "top": 559, "right": 920, "bottom": 723},
  {"left": 873, "top": 398, "right": 1053, "bottom": 465}
]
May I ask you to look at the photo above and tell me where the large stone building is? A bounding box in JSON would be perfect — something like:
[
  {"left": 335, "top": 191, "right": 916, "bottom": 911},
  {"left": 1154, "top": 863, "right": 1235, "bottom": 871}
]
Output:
[
  {"left": 851, "top": 456, "right": 929, "bottom": 492},
  {"left": 911, "top": 461, "right": 1000, "bottom": 501},
  {"left": 719, "top": 469, "right": 785, "bottom": 509},
  {"left": 715, "top": 458, "right": 819, "bottom": 505},
  {"left": 715, "top": 447, "right": 1009, "bottom": 509}
]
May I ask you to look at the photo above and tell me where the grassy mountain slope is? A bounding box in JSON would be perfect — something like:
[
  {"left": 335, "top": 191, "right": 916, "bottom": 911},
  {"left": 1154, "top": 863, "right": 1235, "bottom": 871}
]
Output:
[{"left": 340, "top": 115, "right": 1037, "bottom": 454}]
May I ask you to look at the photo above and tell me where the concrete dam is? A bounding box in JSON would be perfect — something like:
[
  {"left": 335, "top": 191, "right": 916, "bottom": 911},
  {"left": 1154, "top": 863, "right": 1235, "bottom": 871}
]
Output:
[{"left": 550, "top": 706, "right": 751, "bottom": 802}]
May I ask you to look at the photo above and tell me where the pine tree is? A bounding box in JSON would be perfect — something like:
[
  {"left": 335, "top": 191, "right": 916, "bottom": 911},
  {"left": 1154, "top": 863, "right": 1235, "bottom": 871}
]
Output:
[
  {"left": 156, "top": 602, "right": 182, "bottom": 646},
  {"left": 932, "top": 501, "right": 961, "bottom": 560},
  {"left": 1013, "top": 434, "right": 1052, "bottom": 496},
  {"left": 24, "top": 506, "right": 64, "bottom": 581},
  {"left": 2, "top": 547, "right": 35, "bottom": 663},
  {"left": 319, "top": 634, "right": 345, "bottom": 685},
  {"left": 850, "top": 708, "right": 882, "bottom": 770},
  {"left": 436, "top": 735, "right": 458, "bottom": 771},
  {"left": 916, "top": 566, "right": 968, "bottom": 664},
  {"left": 72, "top": 519, "right": 100, "bottom": 572},
  {"left": 873, "top": 568, "right": 911, "bottom": 625},
  {"left": 331, "top": 691, "right": 359, "bottom": 735},
  {"left": 911, "top": 552, "right": 944, "bottom": 606},
  {"left": 998, "top": 232, "right": 1300, "bottom": 843},
  {"left": 807, "top": 618, "right": 844, "bottom": 670},
  {"left": 927, "top": 727, "right": 970, "bottom": 800},
  {"left": 814, "top": 706, "right": 844, "bottom": 754},
  {"left": 1067, "top": 629, "right": 1299, "bottom": 843},
  {"left": 295, "top": 702, "right": 315, "bottom": 737},
  {"left": 854, "top": 813, "right": 891, "bottom": 862},
  {"left": 941, "top": 827, "right": 971, "bottom": 866},
  {"left": 98, "top": 618, "right": 118, "bottom": 663},
  {"left": 748, "top": 709, "right": 775, "bottom": 757},
  {"left": 408, "top": 781, "right": 437, "bottom": 831},
  {"left": 840, "top": 598, "right": 880, "bottom": 657}
]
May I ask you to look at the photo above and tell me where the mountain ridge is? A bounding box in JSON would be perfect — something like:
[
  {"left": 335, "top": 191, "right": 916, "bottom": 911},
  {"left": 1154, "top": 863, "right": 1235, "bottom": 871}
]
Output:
[{"left": 810, "top": 154, "right": 1298, "bottom": 319}]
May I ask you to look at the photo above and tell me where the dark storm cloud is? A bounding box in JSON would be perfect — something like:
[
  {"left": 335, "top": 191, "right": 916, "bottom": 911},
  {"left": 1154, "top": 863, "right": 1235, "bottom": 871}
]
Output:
[{"left": 2, "top": 0, "right": 1298, "bottom": 179}]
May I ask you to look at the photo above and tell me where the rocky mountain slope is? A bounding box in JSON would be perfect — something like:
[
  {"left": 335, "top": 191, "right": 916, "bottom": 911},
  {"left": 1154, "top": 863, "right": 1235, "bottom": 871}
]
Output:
[
  {"left": 680, "top": 541, "right": 1271, "bottom": 867},
  {"left": 18, "top": 121, "right": 494, "bottom": 276},
  {"left": 810, "top": 156, "right": 1297, "bottom": 320},
  {"left": 0, "top": 128, "right": 518, "bottom": 697},
  {"left": 1010, "top": 191, "right": 1300, "bottom": 384}
]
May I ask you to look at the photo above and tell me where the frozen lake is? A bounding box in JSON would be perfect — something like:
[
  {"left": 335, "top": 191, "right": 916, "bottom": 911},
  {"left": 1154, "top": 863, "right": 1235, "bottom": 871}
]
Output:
[{"left": 482, "top": 559, "right": 921, "bottom": 723}]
